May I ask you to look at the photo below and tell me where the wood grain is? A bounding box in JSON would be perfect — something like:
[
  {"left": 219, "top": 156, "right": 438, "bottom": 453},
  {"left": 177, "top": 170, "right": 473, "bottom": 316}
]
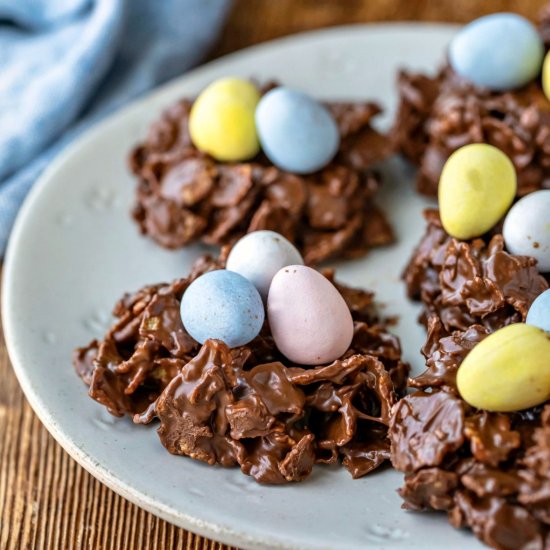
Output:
[
  {"left": 212, "top": 0, "right": 549, "bottom": 57},
  {"left": 0, "top": 310, "right": 233, "bottom": 550},
  {"left": 1, "top": 1, "right": 548, "bottom": 549}
]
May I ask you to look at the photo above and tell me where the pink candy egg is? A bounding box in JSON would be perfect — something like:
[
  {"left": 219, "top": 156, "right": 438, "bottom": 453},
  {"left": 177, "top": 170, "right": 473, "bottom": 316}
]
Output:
[{"left": 267, "top": 265, "right": 354, "bottom": 365}]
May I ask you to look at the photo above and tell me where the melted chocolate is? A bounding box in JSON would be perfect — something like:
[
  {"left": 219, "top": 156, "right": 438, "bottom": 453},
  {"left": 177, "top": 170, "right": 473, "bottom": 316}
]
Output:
[
  {"left": 392, "top": 8, "right": 550, "bottom": 198},
  {"left": 129, "top": 92, "right": 393, "bottom": 264},
  {"left": 74, "top": 255, "right": 408, "bottom": 484},
  {"left": 391, "top": 359, "right": 550, "bottom": 549},
  {"left": 403, "top": 210, "right": 548, "bottom": 337},
  {"left": 393, "top": 213, "right": 550, "bottom": 549}
]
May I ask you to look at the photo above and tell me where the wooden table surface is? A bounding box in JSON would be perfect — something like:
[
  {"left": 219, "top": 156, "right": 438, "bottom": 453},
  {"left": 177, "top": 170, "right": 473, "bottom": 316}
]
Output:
[{"left": 1, "top": 1, "right": 548, "bottom": 548}]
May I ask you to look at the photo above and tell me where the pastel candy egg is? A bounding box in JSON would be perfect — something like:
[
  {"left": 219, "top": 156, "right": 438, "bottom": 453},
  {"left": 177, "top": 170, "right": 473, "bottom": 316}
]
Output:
[
  {"left": 527, "top": 289, "right": 550, "bottom": 333},
  {"left": 226, "top": 230, "right": 304, "bottom": 300},
  {"left": 543, "top": 50, "right": 550, "bottom": 101},
  {"left": 267, "top": 265, "right": 353, "bottom": 365},
  {"left": 449, "top": 13, "right": 544, "bottom": 91},
  {"left": 457, "top": 323, "right": 550, "bottom": 412},
  {"left": 256, "top": 87, "right": 340, "bottom": 174},
  {"left": 180, "top": 270, "right": 264, "bottom": 348},
  {"left": 502, "top": 190, "right": 550, "bottom": 272},
  {"left": 439, "top": 144, "right": 516, "bottom": 240},
  {"left": 189, "top": 77, "right": 260, "bottom": 162}
]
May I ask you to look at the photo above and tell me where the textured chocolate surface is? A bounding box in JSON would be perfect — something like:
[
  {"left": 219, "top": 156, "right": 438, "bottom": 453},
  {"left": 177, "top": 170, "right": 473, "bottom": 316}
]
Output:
[
  {"left": 394, "top": 211, "right": 550, "bottom": 548},
  {"left": 390, "top": 329, "right": 550, "bottom": 550},
  {"left": 403, "top": 209, "right": 548, "bottom": 338},
  {"left": 74, "top": 254, "right": 408, "bottom": 484},
  {"left": 392, "top": 9, "right": 550, "bottom": 198},
  {"left": 129, "top": 93, "right": 393, "bottom": 264}
]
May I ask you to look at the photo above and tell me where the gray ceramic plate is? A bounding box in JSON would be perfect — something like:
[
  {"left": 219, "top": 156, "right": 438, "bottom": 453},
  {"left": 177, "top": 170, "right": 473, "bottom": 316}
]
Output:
[{"left": 3, "top": 23, "right": 483, "bottom": 550}]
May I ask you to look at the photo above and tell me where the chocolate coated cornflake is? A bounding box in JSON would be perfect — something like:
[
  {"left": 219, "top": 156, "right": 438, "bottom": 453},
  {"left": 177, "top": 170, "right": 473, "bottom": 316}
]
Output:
[
  {"left": 390, "top": 332, "right": 550, "bottom": 550},
  {"left": 393, "top": 206, "right": 550, "bottom": 547},
  {"left": 403, "top": 210, "right": 548, "bottom": 337},
  {"left": 129, "top": 95, "right": 393, "bottom": 264},
  {"left": 74, "top": 256, "right": 408, "bottom": 484},
  {"left": 392, "top": 59, "right": 550, "bottom": 197}
]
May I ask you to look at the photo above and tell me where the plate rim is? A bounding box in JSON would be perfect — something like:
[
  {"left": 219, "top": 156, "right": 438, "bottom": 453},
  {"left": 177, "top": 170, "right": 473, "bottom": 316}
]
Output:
[{"left": 2, "top": 21, "right": 458, "bottom": 550}]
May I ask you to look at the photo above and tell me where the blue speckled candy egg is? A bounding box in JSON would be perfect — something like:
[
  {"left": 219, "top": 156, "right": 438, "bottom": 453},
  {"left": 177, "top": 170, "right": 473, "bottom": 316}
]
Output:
[
  {"left": 527, "top": 289, "right": 550, "bottom": 333},
  {"left": 449, "top": 13, "right": 544, "bottom": 91},
  {"left": 180, "top": 270, "right": 264, "bottom": 347},
  {"left": 255, "top": 87, "right": 340, "bottom": 174},
  {"left": 226, "top": 230, "right": 304, "bottom": 300}
]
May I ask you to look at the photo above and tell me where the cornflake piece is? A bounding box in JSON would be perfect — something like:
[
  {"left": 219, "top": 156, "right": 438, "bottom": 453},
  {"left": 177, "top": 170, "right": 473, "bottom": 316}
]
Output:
[{"left": 74, "top": 255, "right": 408, "bottom": 484}]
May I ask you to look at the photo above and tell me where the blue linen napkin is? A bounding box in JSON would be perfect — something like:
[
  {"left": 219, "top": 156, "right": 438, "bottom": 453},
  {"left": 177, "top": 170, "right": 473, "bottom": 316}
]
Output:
[{"left": 0, "top": 0, "right": 231, "bottom": 254}]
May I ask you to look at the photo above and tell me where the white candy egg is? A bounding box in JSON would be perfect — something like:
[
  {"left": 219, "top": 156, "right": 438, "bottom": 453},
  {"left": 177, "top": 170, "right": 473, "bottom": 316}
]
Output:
[
  {"left": 503, "top": 190, "right": 550, "bottom": 272},
  {"left": 226, "top": 230, "right": 304, "bottom": 299}
]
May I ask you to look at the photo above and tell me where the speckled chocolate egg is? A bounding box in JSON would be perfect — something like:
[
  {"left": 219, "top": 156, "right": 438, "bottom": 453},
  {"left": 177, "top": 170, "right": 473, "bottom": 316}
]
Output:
[
  {"left": 255, "top": 87, "right": 340, "bottom": 174},
  {"left": 449, "top": 13, "right": 544, "bottom": 91},
  {"left": 457, "top": 323, "right": 550, "bottom": 412},
  {"left": 189, "top": 77, "right": 261, "bottom": 162},
  {"left": 439, "top": 144, "right": 516, "bottom": 240},
  {"left": 503, "top": 190, "right": 550, "bottom": 272},
  {"left": 180, "top": 270, "right": 264, "bottom": 348},
  {"left": 267, "top": 265, "right": 353, "bottom": 365},
  {"left": 226, "top": 230, "right": 304, "bottom": 300},
  {"left": 543, "top": 50, "right": 550, "bottom": 101}
]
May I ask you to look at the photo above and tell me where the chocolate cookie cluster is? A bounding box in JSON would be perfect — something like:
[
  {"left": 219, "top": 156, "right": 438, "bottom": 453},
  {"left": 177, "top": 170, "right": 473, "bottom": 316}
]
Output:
[
  {"left": 403, "top": 209, "right": 548, "bottom": 336},
  {"left": 74, "top": 254, "right": 409, "bottom": 484},
  {"left": 129, "top": 97, "right": 393, "bottom": 264},
  {"left": 391, "top": 9, "right": 550, "bottom": 198},
  {"left": 391, "top": 212, "right": 550, "bottom": 548},
  {"left": 390, "top": 325, "right": 550, "bottom": 549}
]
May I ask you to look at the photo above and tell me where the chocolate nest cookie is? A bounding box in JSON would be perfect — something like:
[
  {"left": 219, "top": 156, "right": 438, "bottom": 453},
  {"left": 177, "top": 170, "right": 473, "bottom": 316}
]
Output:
[
  {"left": 391, "top": 9, "right": 550, "bottom": 197},
  {"left": 73, "top": 253, "right": 409, "bottom": 484},
  {"left": 129, "top": 91, "right": 393, "bottom": 264},
  {"left": 403, "top": 209, "right": 548, "bottom": 338},
  {"left": 390, "top": 325, "right": 550, "bottom": 550},
  {"left": 391, "top": 211, "right": 550, "bottom": 549}
]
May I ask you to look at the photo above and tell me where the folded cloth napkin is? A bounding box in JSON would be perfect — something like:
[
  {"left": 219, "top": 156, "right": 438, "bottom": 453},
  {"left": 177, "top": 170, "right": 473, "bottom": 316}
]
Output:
[{"left": 0, "top": 0, "right": 230, "bottom": 254}]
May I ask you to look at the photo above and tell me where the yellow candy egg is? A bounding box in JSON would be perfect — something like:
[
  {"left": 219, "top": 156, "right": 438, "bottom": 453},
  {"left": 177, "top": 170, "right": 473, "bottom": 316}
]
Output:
[
  {"left": 438, "top": 144, "right": 516, "bottom": 240},
  {"left": 189, "top": 77, "right": 261, "bottom": 162},
  {"left": 457, "top": 323, "right": 550, "bottom": 412},
  {"left": 543, "top": 50, "right": 550, "bottom": 101}
]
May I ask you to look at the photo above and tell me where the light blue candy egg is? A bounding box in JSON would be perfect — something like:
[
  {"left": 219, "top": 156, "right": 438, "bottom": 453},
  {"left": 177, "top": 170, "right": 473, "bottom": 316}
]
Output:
[
  {"left": 449, "top": 13, "right": 544, "bottom": 91},
  {"left": 180, "top": 270, "right": 264, "bottom": 347},
  {"left": 526, "top": 289, "right": 550, "bottom": 333},
  {"left": 256, "top": 87, "right": 340, "bottom": 174}
]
